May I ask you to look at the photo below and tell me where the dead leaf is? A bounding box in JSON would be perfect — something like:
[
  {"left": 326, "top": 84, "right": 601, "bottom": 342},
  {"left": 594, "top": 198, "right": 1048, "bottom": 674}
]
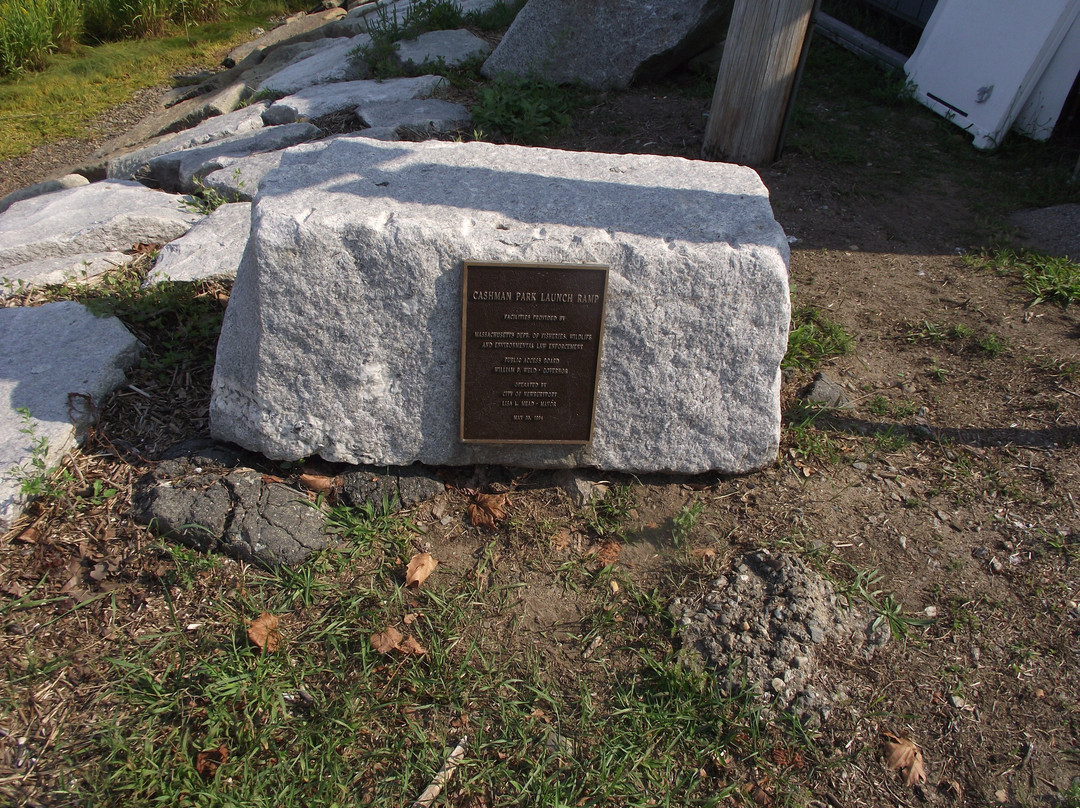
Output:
[
  {"left": 468, "top": 492, "right": 509, "bottom": 528},
  {"left": 551, "top": 528, "right": 571, "bottom": 551},
  {"left": 247, "top": 612, "right": 280, "bottom": 654},
  {"left": 399, "top": 635, "right": 426, "bottom": 655},
  {"left": 195, "top": 744, "right": 228, "bottom": 779},
  {"left": 298, "top": 473, "right": 337, "bottom": 494},
  {"left": 13, "top": 526, "right": 39, "bottom": 544},
  {"left": 405, "top": 553, "right": 437, "bottom": 588},
  {"left": 609, "top": 580, "right": 620, "bottom": 595},
  {"left": 691, "top": 547, "right": 717, "bottom": 560},
  {"left": 883, "top": 732, "right": 927, "bottom": 787},
  {"left": 371, "top": 626, "right": 404, "bottom": 654},
  {"left": 261, "top": 474, "right": 284, "bottom": 484},
  {"left": 939, "top": 778, "right": 963, "bottom": 801},
  {"left": 596, "top": 540, "right": 621, "bottom": 566},
  {"left": 403, "top": 612, "right": 419, "bottom": 625}
]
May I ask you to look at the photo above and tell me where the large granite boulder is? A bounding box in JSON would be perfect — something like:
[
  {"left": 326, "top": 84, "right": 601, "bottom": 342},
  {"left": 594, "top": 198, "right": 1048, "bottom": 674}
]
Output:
[
  {"left": 211, "top": 138, "right": 789, "bottom": 474},
  {"left": 482, "top": 0, "right": 733, "bottom": 89}
]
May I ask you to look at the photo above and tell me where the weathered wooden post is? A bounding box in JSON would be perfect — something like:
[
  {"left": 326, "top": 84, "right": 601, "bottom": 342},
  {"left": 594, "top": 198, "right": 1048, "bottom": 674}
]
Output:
[{"left": 702, "top": 0, "right": 819, "bottom": 166}]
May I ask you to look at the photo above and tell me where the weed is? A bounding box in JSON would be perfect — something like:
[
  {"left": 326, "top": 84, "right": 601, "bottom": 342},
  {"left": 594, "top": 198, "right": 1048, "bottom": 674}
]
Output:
[
  {"left": 967, "top": 248, "right": 1080, "bottom": 307},
  {"left": 587, "top": 484, "right": 634, "bottom": 539},
  {"left": 783, "top": 306, "right": 853, "bottom": 370},
  {"left": 9, "top": 407, "right": 74, "bottom": 500},
  {"left": 785, "top": 406, "right": 843, "bottom": 464},
  {"left": 471, "top": 75, "right": 592, "bottom": 144},
  {"left": 355, "top": 0, "right": 468, "bottom": 79},
  {"left": 976, "top": 332, "right": 1008, "bottom": 358},
  {"left": 871, "top": 426, "right": 910, "bottom": 455},
  {"left": 671, "top": 500, "right": 704, "bottom": 548},
  {"left": 868, "top": 395, "right": 890, "bottom": 416},
  {"left": 464, "top": 0, "right": 525, "bottom": 31},
  {"left": 180, "top": 179, "right": 233, "bottom": 215},
  {"left": 841, "top": 564, "right": 932, "bottom": 639}
]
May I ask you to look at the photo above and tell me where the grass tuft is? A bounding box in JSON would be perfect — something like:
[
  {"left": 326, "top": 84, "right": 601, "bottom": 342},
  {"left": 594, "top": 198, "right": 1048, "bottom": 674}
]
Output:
[
  {"left": 968, "top": 247, "right": 1080, "bottom": 307},
  {"left": 783, "top": 306, "right": 853, "bottom": 370}
]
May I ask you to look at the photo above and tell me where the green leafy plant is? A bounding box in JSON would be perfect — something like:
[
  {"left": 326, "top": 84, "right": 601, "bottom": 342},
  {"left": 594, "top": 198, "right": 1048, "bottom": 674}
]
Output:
[
  {"left": 181, "top": 179, "right": 233, "bottom": 215},
  {"left": 471, "top": 75, "right": 591, "bottom": 144},
  {"left": 671, "top": 500, "right": 704, "bottom": 548},
  {"left": 10, "top": 407, "right": 72, "bottom": 499},
  {"left": 783, "top": 306, "right": 853, "bottom": 370},
  {"left": 967, "top": 247, "right": 1080, "bottom": 307}
]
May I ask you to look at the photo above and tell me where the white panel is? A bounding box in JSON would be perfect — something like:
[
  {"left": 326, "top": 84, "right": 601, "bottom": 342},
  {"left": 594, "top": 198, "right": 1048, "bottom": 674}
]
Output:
[
  {"left": 1014, "top": 13, "right": 1080, "bottom": 140},
  {"left": 904, "top": 0, "right": 1080, "bottom": 149}
]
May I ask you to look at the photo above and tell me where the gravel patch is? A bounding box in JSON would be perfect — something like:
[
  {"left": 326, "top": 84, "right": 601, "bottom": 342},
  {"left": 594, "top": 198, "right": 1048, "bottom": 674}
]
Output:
[{"left": 671, "top": 549, "right": 890, "bottom": 724}]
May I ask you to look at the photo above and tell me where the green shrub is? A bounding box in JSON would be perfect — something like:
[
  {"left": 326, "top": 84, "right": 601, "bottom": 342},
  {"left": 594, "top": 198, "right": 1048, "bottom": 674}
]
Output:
[{"left": 472, "top": 75, "right": 591, "bottom": 144}]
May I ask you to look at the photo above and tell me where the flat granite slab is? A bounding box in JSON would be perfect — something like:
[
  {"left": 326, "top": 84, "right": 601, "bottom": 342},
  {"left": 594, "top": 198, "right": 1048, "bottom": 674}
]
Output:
[
  {"left": 211, "top": 139, "right": 790, "bottom": 474},
  {"left": 0, "top": 302, "right": 141, "bottom": 530}
]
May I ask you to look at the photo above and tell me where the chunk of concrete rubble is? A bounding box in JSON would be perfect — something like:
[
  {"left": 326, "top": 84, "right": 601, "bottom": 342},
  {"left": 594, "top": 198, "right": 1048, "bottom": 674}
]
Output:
[
  {"left": 262, "top": 75, "right": 447, "bottom": 125},
  {"left": 482, "top": 0, "right": 733, "bottom": 89},
  {"left": 393, "top": 29, "right": 491, "bottom": 70},
  {"left": 338, "top": 465, "right": 444, "bottom": 511},
  {"left": 257, "top": 32, "right": 372, "bottom": 95},
  {"left": 210, "top": 138, "right": 790, "bottom": 474},
  {"left": 143, "top": 122, "right": 323, "bottom": 193},
  {"left": 107, "top": 103, "right": 271, "bottom": 181},
  {"left": 133, "top": 464, "right": 329, "bottom": 567},
  {"left": 356, "top": 98, "right": 471, "bottom": 139},
  {"left": 0, "top": 174, "right": 88, "bottom": 215},
  {"left": 0, "top": 301, "right": 141, "bottom": 530},
  {"left": 145, "top": 202, "right": 251, "bottom": 285},
  {"left": 0, "top": 181, "right": 202, "bottom": 266},
  {"left": 1, "top": 251, "right": 130, "bottom": 293}
]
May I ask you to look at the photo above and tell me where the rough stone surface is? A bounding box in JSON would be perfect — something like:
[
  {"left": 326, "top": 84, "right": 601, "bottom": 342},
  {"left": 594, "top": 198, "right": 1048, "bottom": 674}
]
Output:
[
  {"left": 107, "top": 103, "right": 270, "bottom": 181},
  {"left": 393, "top": 29, "right": 490, "bottom": 70},
  {"left": 143, "top": 122, "right": 323, "bottom": 193},
  {"left": 1, "top": 251, "right": 130, "bottom": 293},
  {"left": 146, "top": 202, "right": 252, "bottom": 285},
  {"left": 339, "top": 465, "right": 445, "bottom": 510},
  {"left": 356, "top": 98, "right": 471, "bottom": 139},
  {"left": 210, "top": 138, "right": 790, "bottom": 474},
  {"left": 200, "top": 151, "right": 287, "bottom": 202},
  {"left": 801, "top": 371, "right": 851, "bottom": 409},
  {"left": 133, "top": 462, "right": 329, "bottom": 567},
  {"left": 0, "top": 302, "right": 141, "bottom": 530},
  {"left": 0, "top": 181, "right": 202, "bottom": 266},
  {"left": 262, "top": 75, "right": 447, "bottom": 125},
  {"left": 257, "top": 32, "right": 371, "bottom": 95},
  {"left": 671, "top": 550, "right": 890, "bottom": 720},
  {"left": 0, "top": 174, "right": 89, "bottom": 215},
  {"left": 224, "top": 8, "right": 349, "bottom": 69},
  {"left": 482, "top": 0, "right": 732, "bottom": 89}
]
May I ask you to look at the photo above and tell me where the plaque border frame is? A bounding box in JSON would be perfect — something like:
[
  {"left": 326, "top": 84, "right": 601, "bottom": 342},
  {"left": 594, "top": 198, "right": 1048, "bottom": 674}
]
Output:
[{"left": 460, "top": 260, "right": 609, "bottom": 445}]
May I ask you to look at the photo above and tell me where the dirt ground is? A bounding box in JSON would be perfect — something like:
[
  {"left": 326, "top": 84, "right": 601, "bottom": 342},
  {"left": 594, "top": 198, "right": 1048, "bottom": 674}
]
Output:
[{"left": 1, "top": 34, "right": 1079, "bottom": 808}]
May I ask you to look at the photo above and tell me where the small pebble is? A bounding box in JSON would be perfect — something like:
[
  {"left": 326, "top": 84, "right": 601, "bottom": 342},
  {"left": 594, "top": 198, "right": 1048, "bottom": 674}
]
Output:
[{"left": 949, "top": 695, "right": 966, "bottom": 709}]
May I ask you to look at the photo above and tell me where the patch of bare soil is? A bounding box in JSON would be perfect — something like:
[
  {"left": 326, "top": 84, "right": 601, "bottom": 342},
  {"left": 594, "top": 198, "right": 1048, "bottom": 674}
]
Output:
[{"left": 2, "top": 40, "right": 1079, "bottom": 808}]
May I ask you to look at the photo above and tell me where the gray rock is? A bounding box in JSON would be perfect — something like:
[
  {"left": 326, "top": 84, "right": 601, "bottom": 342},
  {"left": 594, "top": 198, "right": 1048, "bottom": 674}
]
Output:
[
  {"left": 339, "top": 465, "right": 443, "bottom": 510},
  {"left": 210, "top": 138, "right": 789, "bottom": 474},
  {"left": 263, "top": 75, "right": 447, "bottom": 125},
  {"left": 225, "top": 7, "right": 350, "bottom": 69},
  {"left": 393, "top": 29, "right": 490, "bottom": 70},
  {"left": 482, "top": 0, "right": 733, "bottom": 89},
  {"left": 0, "top": 181, "right": 202, "bottom": 266},
  {"left": 0, "top": 174, "right": 89, "bottom": 215},
  {"left": 0, "top": 302, "right": 141, "bottom": 529},
  {"left": 200, "top": 151, "right": 288, "bottom": 202},
  {"left": 94, "top": 81, "right": 253, "bottom": 160},
  {"left": 1, "top": 251, "right": 130, "bottom": 294},
  {"left": 107, "top": 103, "right": 270, "bottom": 181},
  {"left": 143, "top": 122, "right": 323, "bottom": 193},
  {"left": 133, "top": 467, "right": 329, "bottom": 567},
  {"left": 801, "top": 371, "right": 850, "bottom": 409},
  {"left": 258, "top": 32, "right": 372, "bottom": 95},
  {"left": 146, "top": 202, "right": 252, "bottom": 285},
  {"left": 356, "top": 98, "right": 471, "bottom": 139}
]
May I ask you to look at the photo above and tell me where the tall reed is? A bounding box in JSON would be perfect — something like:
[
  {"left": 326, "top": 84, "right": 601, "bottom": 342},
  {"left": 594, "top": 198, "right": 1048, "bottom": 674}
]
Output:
[{"left": 0, "top": 0, "right": 82, "bottom": 76}]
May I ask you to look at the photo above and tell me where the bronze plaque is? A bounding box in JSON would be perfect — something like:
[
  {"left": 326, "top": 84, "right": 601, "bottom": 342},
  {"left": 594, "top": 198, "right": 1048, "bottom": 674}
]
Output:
[{"left": 460, "top": 262, "right": 608, "bottom": 444}]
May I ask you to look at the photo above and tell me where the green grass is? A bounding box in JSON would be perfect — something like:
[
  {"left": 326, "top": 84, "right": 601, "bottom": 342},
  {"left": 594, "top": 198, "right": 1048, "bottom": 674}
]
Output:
[
  {"left": 59, "top": 525, "right": 776, "bottom": 807},
  {"left": 783, "top": 306, "right": 853, "bottom": 370},
  {"left": 0, "top": 1, "right": 300, "bottom": 160},
  {"left": 968, "top": 248, "right": 1080, "bottom": 307}
]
